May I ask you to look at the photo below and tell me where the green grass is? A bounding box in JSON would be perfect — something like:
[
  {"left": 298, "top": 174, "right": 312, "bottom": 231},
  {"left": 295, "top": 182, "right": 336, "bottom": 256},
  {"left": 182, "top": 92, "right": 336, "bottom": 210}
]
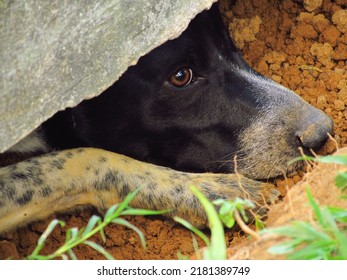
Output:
[
  {"left": 174, "top": 186, "right": 227, "bottom": 260},
  {"left": 174, "top": 186, "right": 258, "bottom": 260},
  {"left": 176, "top": 154, "right": 347, "bottom": 260},
  {"left": 263, "top": 189, "right": 347, "bottom": 259},
  {"left": 27, "top": 189, "right": 168, "bottom": 260},
  {"left": 27, "top": 154, "right": 347, "bottom": 260},
  {"left": 28, "top": 185, "right": 256, "bottom": 260},
  {"left": 264, "top": 154, "right": 347, "bottom": 260}
]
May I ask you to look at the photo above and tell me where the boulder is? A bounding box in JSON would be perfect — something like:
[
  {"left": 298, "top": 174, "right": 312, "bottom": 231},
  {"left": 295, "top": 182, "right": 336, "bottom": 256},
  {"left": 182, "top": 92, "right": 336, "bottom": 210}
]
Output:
[{"left": 0, "top": 0, "right": 216, "bottom": 152}]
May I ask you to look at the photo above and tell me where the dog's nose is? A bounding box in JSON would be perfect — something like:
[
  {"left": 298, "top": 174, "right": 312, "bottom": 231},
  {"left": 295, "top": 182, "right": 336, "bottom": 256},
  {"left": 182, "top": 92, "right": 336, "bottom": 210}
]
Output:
[{"left": 296, "top": 110, "right": 333, "bottom": 150}]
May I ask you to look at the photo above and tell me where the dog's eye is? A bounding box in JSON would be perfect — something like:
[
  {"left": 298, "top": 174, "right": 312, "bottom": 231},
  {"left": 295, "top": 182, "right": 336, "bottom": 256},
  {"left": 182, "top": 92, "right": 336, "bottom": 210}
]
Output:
[{"left": 168, "top": 68, "right": 194, "bottom": 87}]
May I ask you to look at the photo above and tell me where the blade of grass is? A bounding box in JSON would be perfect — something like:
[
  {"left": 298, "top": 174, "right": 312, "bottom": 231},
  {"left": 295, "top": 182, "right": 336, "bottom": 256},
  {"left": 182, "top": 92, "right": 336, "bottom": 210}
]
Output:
[
  {"left": 83, "top": 215, "right": 102, "bottom": 236},
  {"left": 327, "top": 206, "right": 347, "bottom": 223},
  {"left": 112, "top": 217, "right": 147, "bottom": 248},
  {"left": 190, "top": 185, "right": 226, "bottom": 260},
  {"left": 112, "top": 188, "right": 142, "bottom": 218},
  {"left": 335, "top": 172, "right": 347, "bottom": 191},
  {"left": 288, "top": 155, "right": 314, "bottom": 165},
  {"left": 67, "top": 249, "right": 77, "bottom": 260},
  {"left": 288, "top": 240, "right": 335, "bottom": 260},
  {"left": 267, "top": 238, "right": 304, "bottom": 255},
  {"left": 28, "top": 219, "right": 63, "bottom": 258},
  {"left": 174, "top": 216, "right": 210, "bottom": 246},
  {"left": 83, "top": 240, "right": 115, "bottom": 260},
  {"left": 97, "top": 218, "right": 107, "bottom": 243},
  {"left": 315, "top": 155, "right": 347, "bottom": 165},
  {"left": 121, "top": 208, "right": 170, "bottom": 216},
  {"left": 306, "top": 188, "right": 325, "bottom": 227}
]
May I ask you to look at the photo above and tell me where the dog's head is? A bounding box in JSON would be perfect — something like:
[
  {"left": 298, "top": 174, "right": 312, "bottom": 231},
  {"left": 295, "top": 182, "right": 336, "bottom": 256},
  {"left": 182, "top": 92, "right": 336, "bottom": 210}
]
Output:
[{"left": 58, "top": 4, "right": 333, "bottom": 179}]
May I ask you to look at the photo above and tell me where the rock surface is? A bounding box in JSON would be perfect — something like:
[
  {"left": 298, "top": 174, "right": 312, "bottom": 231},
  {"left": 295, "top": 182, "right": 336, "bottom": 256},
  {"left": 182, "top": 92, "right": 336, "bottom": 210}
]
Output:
[{"left": 0, "top": 0, "right": 216, "bottom": 152}]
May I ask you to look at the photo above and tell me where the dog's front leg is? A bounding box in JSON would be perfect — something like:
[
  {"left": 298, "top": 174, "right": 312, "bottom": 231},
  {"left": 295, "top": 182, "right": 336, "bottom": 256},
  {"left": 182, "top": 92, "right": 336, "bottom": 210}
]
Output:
[{"left": 0, "top": 148, "right": 279, "bottom": 233}]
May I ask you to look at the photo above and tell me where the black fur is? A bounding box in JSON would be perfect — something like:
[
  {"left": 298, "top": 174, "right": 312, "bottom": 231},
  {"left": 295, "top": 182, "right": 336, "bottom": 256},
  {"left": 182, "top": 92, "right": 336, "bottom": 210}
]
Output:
[{"left": 41, "top": 4, "right": 332, "bottom": 176}]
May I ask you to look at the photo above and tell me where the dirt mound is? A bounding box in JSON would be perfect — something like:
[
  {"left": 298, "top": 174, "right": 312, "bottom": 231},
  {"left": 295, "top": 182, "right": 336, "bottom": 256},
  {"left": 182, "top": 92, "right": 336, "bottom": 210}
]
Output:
[
  {"left": 1, "top": 0, "right": 347, "bottom": 260},
  {"left": 228, "top": 147, "right": 347, "bottom": 259}
]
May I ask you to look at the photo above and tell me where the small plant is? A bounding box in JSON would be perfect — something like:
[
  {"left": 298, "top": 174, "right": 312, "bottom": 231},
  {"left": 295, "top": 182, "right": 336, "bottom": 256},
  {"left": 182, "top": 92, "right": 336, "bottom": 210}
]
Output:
[
  {"left": 265, "top": 154, "right": 347, "bottom": 260},
  {"left": 174, "top": 186, "right": 258, "bottom": 260},
  {"left": 27, "top": 189, "right": 168, "bottom": 260},
  {"left": 263, "top": 188, "right": 347, "bottom": 260},
  {"left": 214, "top": 197, "right": 264, "bottom": 238},
  {"left": 214, "top": 198, "right": 254, "bottom": 228},
  {"left": 174, "top": 185, "right": 227, "bottom": 260}
]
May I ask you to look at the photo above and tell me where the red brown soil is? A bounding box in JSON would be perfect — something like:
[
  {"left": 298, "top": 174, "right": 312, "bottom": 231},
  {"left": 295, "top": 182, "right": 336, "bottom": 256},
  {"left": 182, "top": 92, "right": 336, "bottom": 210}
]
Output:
[
  {"left": 1, "top": 0, "right": 347, "bottom": 260},
  {"left": 228, "top": 147, "right": 347, "bottom": 260}
]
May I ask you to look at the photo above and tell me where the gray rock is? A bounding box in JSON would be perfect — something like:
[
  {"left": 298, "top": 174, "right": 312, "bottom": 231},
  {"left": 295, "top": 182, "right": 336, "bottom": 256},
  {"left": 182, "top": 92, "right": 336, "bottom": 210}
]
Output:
[{"left": 0, "top": 0, "right": 216, "bottom": 152}]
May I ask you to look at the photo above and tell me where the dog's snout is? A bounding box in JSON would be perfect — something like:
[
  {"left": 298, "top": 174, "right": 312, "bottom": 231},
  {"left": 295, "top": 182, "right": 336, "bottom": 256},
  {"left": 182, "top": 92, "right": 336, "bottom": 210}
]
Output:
[{"left": 296, "top": 110, "right": 333, "bottom": 150}]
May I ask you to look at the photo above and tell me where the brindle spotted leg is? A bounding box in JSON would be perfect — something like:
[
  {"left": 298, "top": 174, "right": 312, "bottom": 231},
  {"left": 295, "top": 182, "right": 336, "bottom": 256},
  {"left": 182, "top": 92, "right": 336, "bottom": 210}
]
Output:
[{"left": 0, "top": 148, "right": 279, "bottom": 233}]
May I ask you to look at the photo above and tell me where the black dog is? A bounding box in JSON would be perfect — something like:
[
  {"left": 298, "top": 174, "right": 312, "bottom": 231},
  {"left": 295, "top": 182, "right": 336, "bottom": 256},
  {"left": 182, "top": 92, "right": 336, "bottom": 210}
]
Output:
[{"left": 0, "top": 4, "right": 333, "bottom": 232}]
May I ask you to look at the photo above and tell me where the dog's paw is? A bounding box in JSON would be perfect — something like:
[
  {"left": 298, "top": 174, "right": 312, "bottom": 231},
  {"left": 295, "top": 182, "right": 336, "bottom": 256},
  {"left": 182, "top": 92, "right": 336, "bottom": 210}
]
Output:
[
  {"left": 177, "top": 172, "right": 280, "bottom": 226},
  {"left": 237, "top": 176, "right": 280, "bottom": 206},
  {"left": 190, "top": 172, "right": 279, "bottom": 205}
]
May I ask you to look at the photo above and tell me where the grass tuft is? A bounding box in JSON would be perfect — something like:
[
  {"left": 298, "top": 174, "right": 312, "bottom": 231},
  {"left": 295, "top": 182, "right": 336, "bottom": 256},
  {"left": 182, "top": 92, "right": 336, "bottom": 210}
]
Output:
[
  {"left": 265, "top": 152, "right": 347, "bottom": 260},
  {"left": 27, "top": 189, "right": 168, "bottom": 260}
]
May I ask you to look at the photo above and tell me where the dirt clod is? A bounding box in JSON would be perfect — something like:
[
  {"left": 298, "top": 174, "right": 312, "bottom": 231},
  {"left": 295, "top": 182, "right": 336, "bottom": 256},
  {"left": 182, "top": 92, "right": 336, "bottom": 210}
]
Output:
[
  {"left": 332, "top": 9, "right": 347, "bottom": 33},
  {"left": 228, "top": 15, "right": 262, "bottom": 49},
  {"left": 303, "top": 0, "right": 323, "bottom": 12}
]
